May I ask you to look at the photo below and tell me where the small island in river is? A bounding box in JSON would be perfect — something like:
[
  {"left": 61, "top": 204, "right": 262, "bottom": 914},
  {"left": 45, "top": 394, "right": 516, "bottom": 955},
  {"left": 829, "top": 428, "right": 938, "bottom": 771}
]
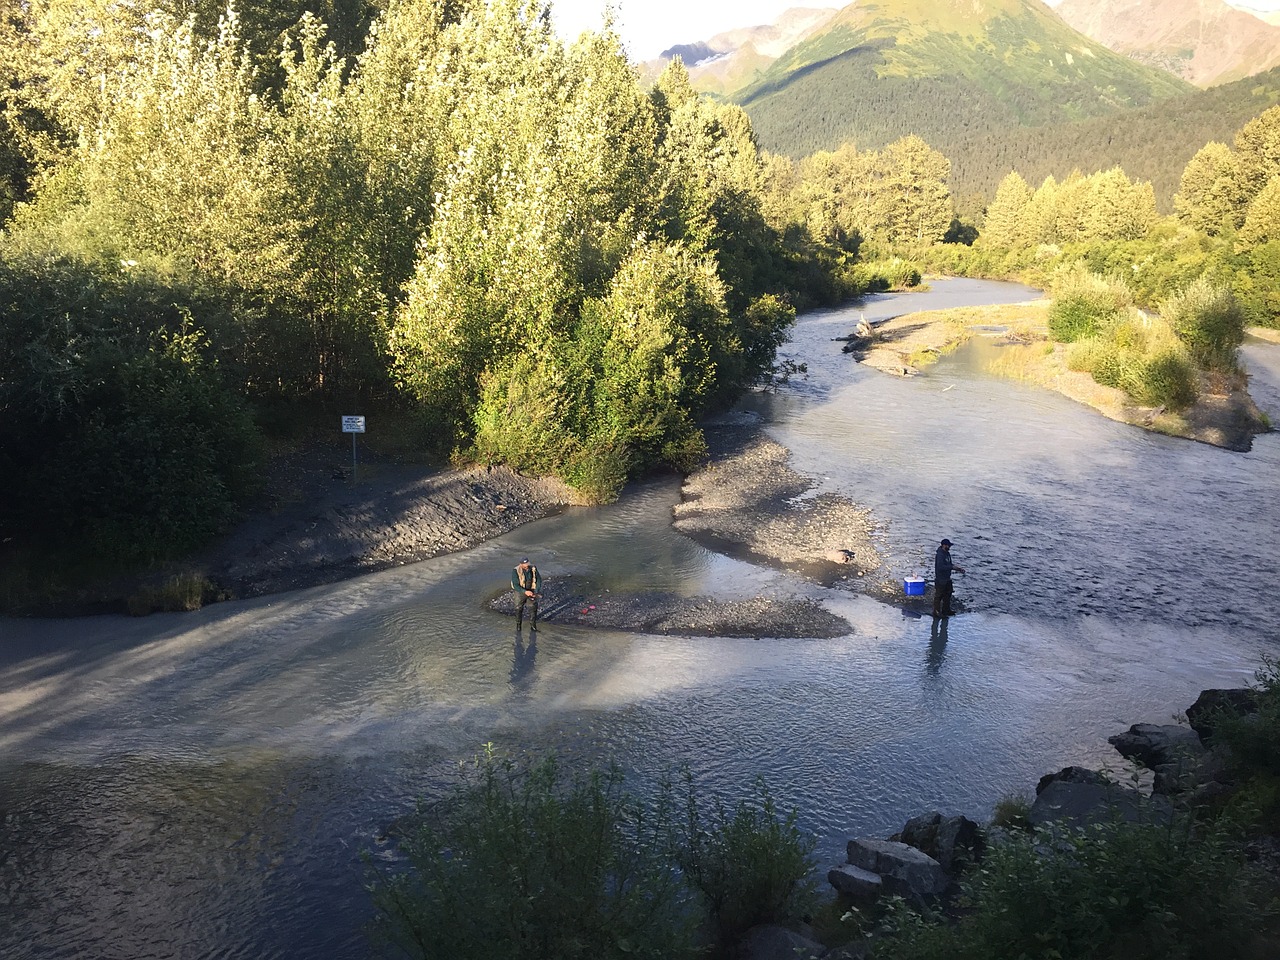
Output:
[{"left": 845, "top": 296, "right": 1270, "bottom": 453}]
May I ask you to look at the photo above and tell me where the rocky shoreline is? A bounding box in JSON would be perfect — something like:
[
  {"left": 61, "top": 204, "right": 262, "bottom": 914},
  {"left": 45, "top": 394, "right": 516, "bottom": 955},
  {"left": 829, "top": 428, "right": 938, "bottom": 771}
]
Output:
[
  {"left": 59, "top": 410, "right": 916, "bottom": 632},
  {"left": 747, "top": 685, "right": 1277, "bottom": 960}
]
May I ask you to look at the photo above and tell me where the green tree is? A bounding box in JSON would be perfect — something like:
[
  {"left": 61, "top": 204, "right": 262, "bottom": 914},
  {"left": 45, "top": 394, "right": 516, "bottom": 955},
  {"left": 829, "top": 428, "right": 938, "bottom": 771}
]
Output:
[
  {"left": 1081, "top": 167, "right": 1156, "bottom": 243},
  {"left": 869, "top": 135, "right": 953, "bottom": 245},
  {"left": 981, "top": 171, "right": 1033, "bottom": 248},
  {"left": 1233, "top": 104, "right": 1280, "bottom": 199},
  {"left": 1238, "top": 177, "right": 1280, "bottom": 250},
  {"left": 1175, "top": 141, "right": 1248, "bottom": 236}
]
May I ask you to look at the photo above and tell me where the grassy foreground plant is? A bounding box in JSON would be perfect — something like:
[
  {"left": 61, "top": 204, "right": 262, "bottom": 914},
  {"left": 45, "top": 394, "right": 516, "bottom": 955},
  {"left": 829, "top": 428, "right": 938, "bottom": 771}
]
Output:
[
  {"left": 873, "top": 814, "right": 1273, "bottom": 960},
  {"left": 367, "top": 750, "right": 697, "bottom": 960},
  {"left": 679, "top": 774, "right": 819, "bottom": 950},
  {"left": 367, "top": 752, "right": 821, "bottom": 959}
]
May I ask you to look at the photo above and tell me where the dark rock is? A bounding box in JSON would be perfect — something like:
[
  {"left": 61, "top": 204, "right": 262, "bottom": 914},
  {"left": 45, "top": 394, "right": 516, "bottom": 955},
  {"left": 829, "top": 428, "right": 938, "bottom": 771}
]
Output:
[
  {"left": 890, "top": 811, "right": 985, "bottom": 873},
  {"left": 827, "top": 863, "right": 883, "bottom": 900},
  {"left": 1029, "top": 777, "right": 1172, "bottom": 830},
  {"left": 846, "top": 839, "right": 949, "bottom": 898},
  {"left": 1108, "top": 723, "right": 1205, "bottom": 769},
  {"left": 1186, "top": 688, "right": 1259, "bottom": 741},
  {"left": 1035, "top": 765, "right": 1111, "bottom": 795}
]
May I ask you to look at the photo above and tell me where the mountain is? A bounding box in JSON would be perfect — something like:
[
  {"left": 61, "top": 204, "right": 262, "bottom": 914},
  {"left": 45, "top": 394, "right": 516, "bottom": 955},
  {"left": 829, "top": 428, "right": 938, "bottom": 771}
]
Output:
[
  {"left": 736, "top": 0, "right": 1192, "bottom": 162},
  {"left": 1055, "top": 0, "right": 1280, "bottom": 86},
  {"left": 639, "top": 7, "right": 839, "bottom": 97},
  {"left": 952, "top": 64, "right": 1280, "bottom": 209}
]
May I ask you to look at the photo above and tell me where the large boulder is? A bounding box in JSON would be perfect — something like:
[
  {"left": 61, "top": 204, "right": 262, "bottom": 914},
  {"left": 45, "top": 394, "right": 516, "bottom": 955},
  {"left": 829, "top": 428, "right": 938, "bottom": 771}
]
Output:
[
  {"left": 1035, "top": 765, "right": 1111, "bottom": 795},
  {"left": 1108, "top": 723, "right": 1205, "bottom": 769},
  {"left": 1108, "top": 723, "right": 1215, "bottom": 795},
  {"left": 1030, "top": 768, "right": 1172, "bottom": 829},
  {"left": 890, "top": 811, "right": 985, "bottom": 873},
  {"left": 827, "top": 862, "right": 883, "bottom": 900},
  {"left": 845, "top": 838, "right": 950, "bottom": 899},
  {"left": 1185, "top": 688, "right": 1259, "bottom": 741}
]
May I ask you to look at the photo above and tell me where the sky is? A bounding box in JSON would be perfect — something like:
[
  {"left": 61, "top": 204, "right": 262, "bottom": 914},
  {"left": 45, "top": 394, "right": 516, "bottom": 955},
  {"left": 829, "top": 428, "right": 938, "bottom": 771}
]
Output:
[{"left": 549, "top": 0, "right": 1280, "bottom": 62}]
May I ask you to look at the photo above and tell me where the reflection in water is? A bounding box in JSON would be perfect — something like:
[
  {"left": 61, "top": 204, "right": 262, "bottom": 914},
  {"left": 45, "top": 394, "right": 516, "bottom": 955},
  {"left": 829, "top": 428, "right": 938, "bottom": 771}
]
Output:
[
  {"left": 927, "top": 617, "right": 949, "bottom": 675},
  {"left": 511, "top": 632, "right": 538, "bottom": 684},
  {"left": 2, "top": 280, "right": 1278, "bottom": 960}
]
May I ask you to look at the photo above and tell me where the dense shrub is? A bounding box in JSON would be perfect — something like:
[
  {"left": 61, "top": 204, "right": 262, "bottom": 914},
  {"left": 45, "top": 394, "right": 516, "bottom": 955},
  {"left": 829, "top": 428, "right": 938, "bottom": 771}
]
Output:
[
  {"left": 1066, "top": 312, "right": 1198, "bottom": 409},
  {"left": 853, "top": 257, "right": 922, "bottom": 292},
  {"left": 1233, "top": 240, "right": 1280, "bottom": 327},
  {"left": 367, "top": 752, "right": 819, "bottom": 960},
  {"left": 1159, "top": 275, "right": 1246, "bottom": 370},
  {"left": 874, "top": 815, "right": 1272, "bottom": 960},
  {"left": 0, "top": 254, "right": 262, "bottom": 564},
  {"left": 1209, "top": 657, "right": 1280, "bottom": 829},
  {"left": 679, "top": 775, "right": 819, "bottom": 947},
  {"left": 1047, "top": 264, "right": 1132, "bottom": 342},
  {"left": 369, "top": 752, "right": 698, "bottom": 960}
]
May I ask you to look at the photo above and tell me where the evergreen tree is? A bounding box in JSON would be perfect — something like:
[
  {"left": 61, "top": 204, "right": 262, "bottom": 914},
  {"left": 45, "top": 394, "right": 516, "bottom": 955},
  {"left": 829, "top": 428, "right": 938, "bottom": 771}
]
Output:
[
  {"left": 869, "top": 135, "right": 952, "bottom": 245},
  {"left": 981, "top": 171, "right": 1032, "bottom": 248}
]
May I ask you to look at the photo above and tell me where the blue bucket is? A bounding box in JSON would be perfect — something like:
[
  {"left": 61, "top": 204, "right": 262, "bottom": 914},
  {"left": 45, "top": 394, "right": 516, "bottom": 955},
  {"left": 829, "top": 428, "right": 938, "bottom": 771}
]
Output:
[{"left": 903, "top": 576, "right": 926, "bottom": 596}]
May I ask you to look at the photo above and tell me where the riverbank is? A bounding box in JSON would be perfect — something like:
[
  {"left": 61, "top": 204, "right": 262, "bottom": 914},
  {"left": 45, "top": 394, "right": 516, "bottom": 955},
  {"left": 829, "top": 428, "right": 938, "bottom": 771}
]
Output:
[
  {"left": 849, "top": 299, "right": 1270, "bottom": 452},
  {"left": 17, "top": 412, "right": 916, "bottom": 631}
]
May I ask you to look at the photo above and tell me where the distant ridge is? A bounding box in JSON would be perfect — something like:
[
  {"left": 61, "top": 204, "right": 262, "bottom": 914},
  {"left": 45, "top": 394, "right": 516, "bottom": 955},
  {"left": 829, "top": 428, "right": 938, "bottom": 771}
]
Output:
[
  {"left": 640, "top": 7, "right": 839, "bottom": 97},
  {"left": 736, "top": 0, "right": 1191, "bottom": 161},
  {"left": 952, "top": 65, "right": 1280, "bottom": 208},
  {"left": 1056, "top": 0, "right": 1280, "bottom": 86}
]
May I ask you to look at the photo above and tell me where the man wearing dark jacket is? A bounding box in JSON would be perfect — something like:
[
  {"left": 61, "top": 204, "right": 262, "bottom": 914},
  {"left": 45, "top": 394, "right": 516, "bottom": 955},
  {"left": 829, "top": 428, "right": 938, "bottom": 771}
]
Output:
[
  {"left": 511, "top": 557, "right": 542, "bottom": 631},
  {"left": 932, "top": 539, "right": 965, "bottom": 618}
]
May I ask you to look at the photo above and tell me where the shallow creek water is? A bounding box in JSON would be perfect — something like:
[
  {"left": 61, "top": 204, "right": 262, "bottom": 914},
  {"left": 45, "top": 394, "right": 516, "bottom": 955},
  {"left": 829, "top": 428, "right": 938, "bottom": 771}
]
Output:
[{"left": 3, "top": 279, "right": 1279, "bottom": 959}]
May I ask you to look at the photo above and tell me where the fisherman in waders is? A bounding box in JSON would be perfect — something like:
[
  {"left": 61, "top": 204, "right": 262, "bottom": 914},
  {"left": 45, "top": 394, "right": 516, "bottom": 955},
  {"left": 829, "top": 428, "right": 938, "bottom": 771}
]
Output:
[
  {"left": 511, "top": 557, "right": 542, "bottom": 631},
  {"left": 932, "top": 539, "right": 965, "bottom": 618}
]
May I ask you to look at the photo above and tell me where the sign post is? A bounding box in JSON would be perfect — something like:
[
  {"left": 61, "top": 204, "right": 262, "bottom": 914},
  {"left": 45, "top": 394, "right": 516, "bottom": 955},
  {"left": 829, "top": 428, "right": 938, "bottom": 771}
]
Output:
[{"left": 341, "top": 415, "right": 366, "bottom": 483}]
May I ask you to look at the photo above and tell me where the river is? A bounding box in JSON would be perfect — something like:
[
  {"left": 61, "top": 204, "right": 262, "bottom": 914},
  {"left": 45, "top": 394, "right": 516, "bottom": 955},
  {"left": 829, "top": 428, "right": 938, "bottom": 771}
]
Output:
[{"left": 2, "top": 278, "right": 1278, "bottom": 959}]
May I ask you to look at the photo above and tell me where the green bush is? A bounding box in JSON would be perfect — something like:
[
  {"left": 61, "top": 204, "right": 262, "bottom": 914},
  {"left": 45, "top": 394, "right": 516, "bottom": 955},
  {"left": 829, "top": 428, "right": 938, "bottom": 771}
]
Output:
[
  {"left": 1047, "top": 263, "right": 1132, "bottom": 342},
  {"left": 1066, "top": 312, "right": 1197, "bottom": 409},
  {"left": 368, "top": 751, "right": 698, "bottom": 960},
  {"left": 1160, "top": 275, "right": 1246, "bottom": 370},
  {"left": 679, "top": 775, "right": 819, "bottom": 949},
  {"left": 367, "top": 753, "right": 820, "bottom": 960},
  {"left": 1213, "top": 657, "right": 1280, "bottom": 777},
  {"left": 989, "top": 792, "right": 1032, "bottom": 831},
  {"left": 853, "top": 257, "right": 923, "bottom": 292},
  {"left": 1209, "top": 657, "right": 1280, "bottom": 828},
  {"left": 875, "top": 815, "right": 1273, "bottom": 960},
  {"left": 0, "top": 253, "right": 262, "bottom": 565}
]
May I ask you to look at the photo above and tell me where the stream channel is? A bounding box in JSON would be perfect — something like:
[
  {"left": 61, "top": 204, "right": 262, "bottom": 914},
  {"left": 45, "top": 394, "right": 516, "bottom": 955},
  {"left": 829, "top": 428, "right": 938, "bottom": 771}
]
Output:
[{"left": 3, "top": 278, "right": 1280, "bottom": 959}]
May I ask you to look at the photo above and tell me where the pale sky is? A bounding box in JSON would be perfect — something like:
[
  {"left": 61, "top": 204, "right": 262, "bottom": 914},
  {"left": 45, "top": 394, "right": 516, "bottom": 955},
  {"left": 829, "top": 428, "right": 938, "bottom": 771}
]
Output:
[{"left": 549, "top": 0, "right": 1280, "bottom": 62}]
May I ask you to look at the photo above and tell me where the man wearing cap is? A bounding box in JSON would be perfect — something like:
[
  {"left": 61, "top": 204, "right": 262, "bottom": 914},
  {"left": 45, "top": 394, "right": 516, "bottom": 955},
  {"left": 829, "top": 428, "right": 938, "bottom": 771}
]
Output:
[
  {"left": 511, "top": 557, "right": 542, "bottom": 631},
  {"left": 932, "top": 539, "right": 965, "bottom": 618}
]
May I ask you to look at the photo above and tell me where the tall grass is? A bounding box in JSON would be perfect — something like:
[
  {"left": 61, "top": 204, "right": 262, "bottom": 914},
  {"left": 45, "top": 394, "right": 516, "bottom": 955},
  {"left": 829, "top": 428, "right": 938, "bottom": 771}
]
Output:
[
  {"left": 1047, "top": 263, "right": 1132, "bottom": 342},
  {"left": 873, "top": 815, "right": 1272, "bottom": 960},
  {"left": 367, "top": 751, "right": 818, "bottom": 960},
  {"left": 1066, "top": 311, "right": 1197, "bottom": 408},
  {"left": 1049, "top": 265, "right": 1198, "bottom": 409},
  {"left": 1160, "top": 275, "right": 1246, "bottom": 372}
]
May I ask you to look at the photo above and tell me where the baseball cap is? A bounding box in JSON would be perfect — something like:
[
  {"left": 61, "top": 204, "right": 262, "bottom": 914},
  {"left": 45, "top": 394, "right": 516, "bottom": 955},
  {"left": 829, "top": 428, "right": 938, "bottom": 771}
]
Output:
[{"left": 940, "top": 539, "right": 952, "bottom": 546}]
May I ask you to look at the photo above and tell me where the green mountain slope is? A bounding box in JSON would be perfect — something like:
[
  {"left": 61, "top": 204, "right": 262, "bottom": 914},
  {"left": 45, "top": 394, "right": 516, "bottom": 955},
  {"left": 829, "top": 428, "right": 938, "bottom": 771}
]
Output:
[
  {"left": 738, "top": 0, "right": 1193, "bottom": 161},
  {"left": 952, "top": 66, "right": 1280, "bottom": 209}
]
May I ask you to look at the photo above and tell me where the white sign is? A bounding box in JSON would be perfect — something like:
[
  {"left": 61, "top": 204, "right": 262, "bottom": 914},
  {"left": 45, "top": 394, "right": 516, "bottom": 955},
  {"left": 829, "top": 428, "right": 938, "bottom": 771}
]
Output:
[{"left": 341, "top": 415, "right": 366, "bottom": 434}]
